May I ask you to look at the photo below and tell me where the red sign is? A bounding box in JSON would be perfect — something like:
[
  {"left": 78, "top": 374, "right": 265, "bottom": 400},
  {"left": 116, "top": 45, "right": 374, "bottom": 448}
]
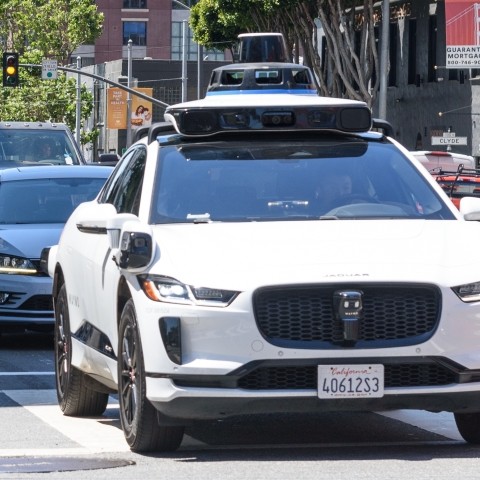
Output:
[{"left": 445, "top": 0, "right": 480, "bottom": 68}]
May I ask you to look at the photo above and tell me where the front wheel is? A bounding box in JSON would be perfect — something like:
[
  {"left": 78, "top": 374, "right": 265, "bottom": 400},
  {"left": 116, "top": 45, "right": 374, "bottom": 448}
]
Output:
[
  {"left": 118, "top": 299, "right": 184, "bottom": 452},
  {"left": 454, "top": 412, "right": 480, "bottom": 443},
  {"left": 55, "top": 283, "right": 109, "bottom": 416}
]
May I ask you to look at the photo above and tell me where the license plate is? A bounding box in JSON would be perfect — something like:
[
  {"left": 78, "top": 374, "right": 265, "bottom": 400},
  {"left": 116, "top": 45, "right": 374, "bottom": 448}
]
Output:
[{"left": 318, "top": 364, "right": 384, "bottom": 399}]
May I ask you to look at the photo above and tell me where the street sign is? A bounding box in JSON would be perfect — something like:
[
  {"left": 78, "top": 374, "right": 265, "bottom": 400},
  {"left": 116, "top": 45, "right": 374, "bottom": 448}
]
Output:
[
  {"left": 431, "top": 132, "right": 467, "bottom": 146},
  {"left": 41, "top": 59, "right": 57, "bottom": 80}
]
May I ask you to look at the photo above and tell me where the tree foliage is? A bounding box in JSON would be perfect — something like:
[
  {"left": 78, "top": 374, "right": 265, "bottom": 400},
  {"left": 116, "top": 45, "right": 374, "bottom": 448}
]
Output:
[
  {"left": 0, "top": 0, "right": 104, "bottom": 142},
  {"left": 190, "top": 0, "right": 381, "bottom": 106}
]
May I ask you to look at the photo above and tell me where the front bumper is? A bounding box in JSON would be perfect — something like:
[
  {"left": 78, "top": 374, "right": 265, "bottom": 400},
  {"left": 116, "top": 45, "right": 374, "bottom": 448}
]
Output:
[
  {"left": 0, "top": 274, "right": 53, "bottom": 325},
  {"left": 146, "top": 376, "right": 480, "bottom": 421},
  {"left": 133, "top": 281, "right": 480, "bottom": 422},
  {"left": 145, "top": 356, "right": 480, "bottom": 421}
]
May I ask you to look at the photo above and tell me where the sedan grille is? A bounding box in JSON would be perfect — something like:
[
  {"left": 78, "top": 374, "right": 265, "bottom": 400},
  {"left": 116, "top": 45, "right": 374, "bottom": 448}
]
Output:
[
  {"left": 237, "top": 363, "right": 456, "bottom": 390},
  {"left": 253, "top": 283, "right": 440, "bottom": 348}
]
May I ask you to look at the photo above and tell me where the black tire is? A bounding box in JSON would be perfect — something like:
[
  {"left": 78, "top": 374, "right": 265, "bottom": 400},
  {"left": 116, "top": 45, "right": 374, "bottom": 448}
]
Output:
[
  {"left": 454, "top": 412, "right": 480, "bottom": 443},
  {"left": 55, "top": 283, "right": 109, "bottom": 416},
  {"left": 118, "top": 299, "right": 184, "bottom": 452}
]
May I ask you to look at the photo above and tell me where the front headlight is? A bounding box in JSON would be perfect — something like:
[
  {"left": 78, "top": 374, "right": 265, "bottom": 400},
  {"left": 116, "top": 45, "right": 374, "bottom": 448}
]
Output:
[
  {"left": 452, "top": 281, "right": 480, "bottom": 302},
  {"left": 138, "top": 275, "right": 239, "bottom": 307},
  {"left": 0, "top": 254, "right": 37, "bottom": 275}
]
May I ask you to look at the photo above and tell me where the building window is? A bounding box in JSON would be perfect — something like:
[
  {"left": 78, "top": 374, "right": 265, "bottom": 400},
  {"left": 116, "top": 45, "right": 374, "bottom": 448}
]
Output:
[
  {"left": 123, "top": 21, "right": 147, "bottom": 46},
  {"left": 171, "top": 21, "right": 224, "bottom": 61},
  {"left": 123, "top": 0, "right": 147, "bottom": 7}
]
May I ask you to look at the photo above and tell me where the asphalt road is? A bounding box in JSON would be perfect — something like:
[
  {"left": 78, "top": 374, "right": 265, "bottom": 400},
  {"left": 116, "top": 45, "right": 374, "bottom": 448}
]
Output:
[{"left": 1, "top": 331, "right": 480, "bottom": 480}]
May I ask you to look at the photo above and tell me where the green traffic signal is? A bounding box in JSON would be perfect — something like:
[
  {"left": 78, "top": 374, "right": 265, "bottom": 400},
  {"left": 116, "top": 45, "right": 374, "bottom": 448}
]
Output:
[{"left": 2, "top": 52, "right": 19, "bottom": 87}]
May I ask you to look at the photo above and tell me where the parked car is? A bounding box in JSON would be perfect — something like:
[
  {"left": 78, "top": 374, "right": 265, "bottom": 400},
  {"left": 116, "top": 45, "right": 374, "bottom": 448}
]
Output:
[
  {"left": 430, "top": 166, "right": 480, "bottom": 210},
  {"left": 411, "top": 150, "right": 475, "bottom": 172},
  {"left": 44, "top": 91, "right": 480, "bottom": 453},
  {"left": 0, "top": 165, "right": 113, "bottom": 333},
  {"left": 0, "top": 121, "right": 85, "bottom": 167},
  {"left": 96, "top": 153, "right": 121, "bottom": 165}
]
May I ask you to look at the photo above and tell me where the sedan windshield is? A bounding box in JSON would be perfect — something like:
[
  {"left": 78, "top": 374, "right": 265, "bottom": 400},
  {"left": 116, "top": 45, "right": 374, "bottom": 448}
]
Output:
[
  {"left": 0, "top": 130, "right": 82, "bottom": 166},
  {"left": 0, "top": 177, "right": 107, "bottom": 224},
  {"left": 151, "top": 136, "right": 456, "bottom": 223}
]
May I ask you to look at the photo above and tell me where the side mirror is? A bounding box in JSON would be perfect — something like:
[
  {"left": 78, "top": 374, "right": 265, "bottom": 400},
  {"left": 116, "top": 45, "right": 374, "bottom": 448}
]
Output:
[
  {"left": 117, "top": 231, "right": 153, "bottom": 269},
  {"left": 460, "top": 197, "right": 480, "bottom": 221},
  {"left": 39, "top": 247, "right": 51, "bottom": 276}
]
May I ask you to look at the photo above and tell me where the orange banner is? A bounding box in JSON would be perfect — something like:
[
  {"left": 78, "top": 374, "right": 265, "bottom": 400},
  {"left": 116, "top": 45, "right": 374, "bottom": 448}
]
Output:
[{"left": 107, "top": 88, "right": 127, "bottom": 129}]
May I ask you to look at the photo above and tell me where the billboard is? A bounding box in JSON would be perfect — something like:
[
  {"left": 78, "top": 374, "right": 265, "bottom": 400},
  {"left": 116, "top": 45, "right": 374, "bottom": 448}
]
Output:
[
  {"left": 445, "top": 0, "right": 480, "bottom": 68},
  {"left": 130, "top": 88, "right": 153, "bottom": 130}
]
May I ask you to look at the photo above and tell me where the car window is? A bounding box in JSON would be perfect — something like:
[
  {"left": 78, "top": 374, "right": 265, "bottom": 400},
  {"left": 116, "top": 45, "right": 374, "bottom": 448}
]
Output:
[
  {"left": 0, "top": 129, "right": 82, "bottom": 165},
  {"left": 0, "top": 177, "right": 108, "bottom": 224},
  {"left": 151, "top": 136, "right": 455, "bottom": 223},
  {"left": 100, "top": 146, "right": 146, "bottom": 214}
]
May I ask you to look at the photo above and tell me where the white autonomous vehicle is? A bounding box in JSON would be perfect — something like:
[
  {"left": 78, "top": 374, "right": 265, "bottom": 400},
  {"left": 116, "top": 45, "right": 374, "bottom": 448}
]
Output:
[{"left": 45, "top": 90, "right": 480, "bottom": 452}]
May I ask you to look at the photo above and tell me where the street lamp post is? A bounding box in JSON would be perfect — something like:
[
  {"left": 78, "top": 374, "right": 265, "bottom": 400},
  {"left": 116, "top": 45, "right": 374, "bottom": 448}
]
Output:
[{"left": 126, "top": 39, "right": 133, "bottom": 147}]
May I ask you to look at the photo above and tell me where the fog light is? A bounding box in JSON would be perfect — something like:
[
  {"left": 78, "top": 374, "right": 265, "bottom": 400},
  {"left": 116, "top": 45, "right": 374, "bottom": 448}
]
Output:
[
  {"left": 0, "top": 293, "right": 10, "bottom": 304},
  {"left": 159, "top": 317, "right": 182, "bottom": 364}
]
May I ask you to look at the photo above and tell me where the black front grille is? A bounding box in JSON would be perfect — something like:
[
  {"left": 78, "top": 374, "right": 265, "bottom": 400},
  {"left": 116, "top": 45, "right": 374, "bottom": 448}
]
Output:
[
  {"left": 237, "top": 363, "right": 456, "bottom": 390},
  {"left": 253, "top": 284, "right": 440, "bottom": 348},
  {"left": 19, "top": 295, "right": 53, "bottom": 311}
]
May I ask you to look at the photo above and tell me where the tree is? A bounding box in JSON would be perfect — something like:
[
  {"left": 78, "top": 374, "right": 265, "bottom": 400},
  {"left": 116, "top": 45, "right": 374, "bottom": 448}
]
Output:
[
  {"left": 189, "top": 0, "right": 381, "bottom": 107},
  {"left": 190, "top": 0, "right": 245, "bottom": 56},
  {"left": 0, "top": 0, "right": 104, "bottom": 141}
]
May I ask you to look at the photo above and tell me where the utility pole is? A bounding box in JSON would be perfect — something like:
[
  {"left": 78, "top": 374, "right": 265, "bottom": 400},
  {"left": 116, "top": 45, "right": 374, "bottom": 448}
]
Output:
[
  {"left": 197, "top": 43, "right": 203, "bottom": 99},
  {"left": 378, "top": 0, "right": 390, "bottom": 121},
  {"left": 75, "top": 56, "right": 81, "bottom": 144},
  {"left": 182, "top": 20, "right": 188, "bottom": 102},
  {"left": 126, "top": 39, "right": 133, "bottom": 148}
]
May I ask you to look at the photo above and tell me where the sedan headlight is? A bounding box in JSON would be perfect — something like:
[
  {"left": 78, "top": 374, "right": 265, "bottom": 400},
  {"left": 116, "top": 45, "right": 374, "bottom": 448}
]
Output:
[
  {"left": 138, "top": 275, "right": 239, "bottom": 307},
  {"left": 452, "top": 281, "right": 480, "bottom": 302},
  {"left": 0, "top": 254, "right": 37, "bottom": 275}
]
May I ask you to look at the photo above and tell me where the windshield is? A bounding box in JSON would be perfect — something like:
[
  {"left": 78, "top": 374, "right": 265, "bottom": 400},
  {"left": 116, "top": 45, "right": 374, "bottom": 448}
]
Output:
[
  {"left": 0, "top": 129, "right": 82, "bottom": 166},
  {"left": 151, "top": 136, "right": 456, "bottom": 223},
  {"left": 0, "top": 177, "right": 107, "bottom": 224}
]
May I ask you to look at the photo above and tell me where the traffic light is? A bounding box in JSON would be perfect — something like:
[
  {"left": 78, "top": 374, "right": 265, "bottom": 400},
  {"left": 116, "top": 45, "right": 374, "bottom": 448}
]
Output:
[{"left": 2, "top": 52, "right": 19, "bottom": 87}]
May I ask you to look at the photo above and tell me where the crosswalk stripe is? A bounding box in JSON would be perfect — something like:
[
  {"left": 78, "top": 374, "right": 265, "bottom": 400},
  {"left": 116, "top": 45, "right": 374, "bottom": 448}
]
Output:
[{"left": 2, "top": 390, "right": 130, "bottom": 456}]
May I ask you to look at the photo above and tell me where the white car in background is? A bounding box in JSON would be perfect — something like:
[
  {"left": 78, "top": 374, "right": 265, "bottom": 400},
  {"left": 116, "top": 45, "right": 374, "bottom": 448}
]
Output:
[
  {"left": 44, "top": 91, "right": 480, "bottom": 453},
  {"left": 411, "top": 150, "right": 475, "bottom": 172}
]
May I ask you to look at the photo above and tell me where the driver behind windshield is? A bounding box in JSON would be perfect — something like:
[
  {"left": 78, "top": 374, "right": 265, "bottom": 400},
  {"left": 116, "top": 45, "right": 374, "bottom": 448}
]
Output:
[
  {"left": 38, "top": 140, "right": 55, "bottom": 160},
  {"left": 314, "top": 173, "right": 352, "bottom": 210}
]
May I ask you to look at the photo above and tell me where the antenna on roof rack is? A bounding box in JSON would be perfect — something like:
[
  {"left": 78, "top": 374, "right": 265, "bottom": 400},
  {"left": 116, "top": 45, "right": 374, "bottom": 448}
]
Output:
[
  {"left": 147, "top": 122, "right": 176, "bottom": 144},
  {"left": 372, "top": 118, "right": 394, "bottom": 138}
]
